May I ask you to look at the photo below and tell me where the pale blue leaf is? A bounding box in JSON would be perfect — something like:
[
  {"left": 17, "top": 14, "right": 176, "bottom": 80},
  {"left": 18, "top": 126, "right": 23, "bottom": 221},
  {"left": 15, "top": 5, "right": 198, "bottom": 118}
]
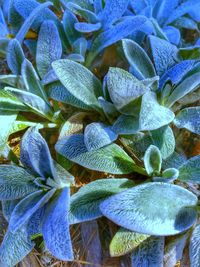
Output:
[
  {"left": 94, "top": 0, "right": 103, "bottom": 14},
  {"left": 42, "top": 187, "right": 73, "bottom": 261},
  {"left": 2, "top": 200, "right": 20, "bottom": 222},
  {"left": 174, "top": 16, "right": 198, "bottom": 30},
  {"left": 55, "top": 134, "right": 136, "bottom": 174},
  {"left": 166, "top": 72, "right": 200, "bottom": 107},
  {"left": 0, "top": 165, "right": 37, "bottom": 200},
  {"left": 163, "top": 26, "right": 180, "bottom": 45},
  {"left": 189, "top": 224, "right": 200, "bottom": 267},
  {"left": 112, "top": 114, "right": 139, "bottom": 135},
  {"left": 48, "top": 82, "right": 94, "bottom": 110},
  {"left": 98, "top": 97, "right": 119, "bottom": 119},
  {"left": 36, "top": 20, "right": 62, "bottom": 78},
  {"left": 139, "top": 91, "right": 175, "bottom": 131},
  {"left": 178, "top": 154, "right": 200, "bottom": 184},
  {"left": 159, "top": 60, "right": 195, "bottom": 89},
  {"left": 84, "top": 122, "right": 117, "bottom": 151},
  {"left": 20, "top": 127, "right": 56, "bottom": 179},
  {"left": 173, "top": 107, "right": 200, "bottom": 135},
  {"left": 63, "top": 10, "right": 81, "bottom": 46},
  {"left": 149, "top": 35, "right": 178, "bottom": 76},
  {"left": 9, "top": 189, "right": 55, "bottom": 233},
  {"left": 52, "top": 59, "right": 102, "bottom": 112},
  {"left": 6, "top": 39, "right": 25, "bottom": 75},
  {"left": 107, "top": 67, "right": 147, "bottom": 114},
  {"left": 15, "top": 2, "right": 53, "bottom": 43},
  {"left": 75, "top": 22, "right": 101, "bottom": 32},
  {"left": 42, "top": 69, "right": 58, "bottom": 85},
  {"left": 162, "top": 152, "right": 187, "bottom": 170},
  {"left": 73, "top": 37, "right": 87, "bottom": 58},
  {"left": 69, "top": 178, "right": 134, "bottom": 224},
  {"left": 144, "top": 145, "right": 162, "bottom": 175},
  {"left": 122, "top": 38, "right": 156, "bottom": 80},
  {"left": 21, "top": 59, "right": 49, "bottom": 102},
  {"left": 98, "top": 0, "right": 130, "bottom": 27},
  {"left": 131, "top": 236, "right": 164, "bottom": 267},
  {"left": 66, "top": 53, "right": 85, "bottom": 62},
  {"left": 88, "top": 16, "right": 147, "bottom": 64},
  {"left": 0, "top": 226, "right": 34, "bottom": 267},
  {"left": 100, "top": 182, "right": 198, "bottom": 236}
]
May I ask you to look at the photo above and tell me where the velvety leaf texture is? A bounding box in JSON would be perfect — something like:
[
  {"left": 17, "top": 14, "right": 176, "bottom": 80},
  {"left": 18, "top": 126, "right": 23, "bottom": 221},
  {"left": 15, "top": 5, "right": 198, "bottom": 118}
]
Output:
[
  {"left": 0, "top": 165, "right": 37, "bottom": 200},
  {"left": 110, "top": 227, "right": 149, "bottom": 257},
  {"left": 9, "top": 189, "right": 56, "bottom": 233},
  {"left": 131, "top": 236, "right": 165, "bottom": 267},
  {"left": 0, "top": 226, "right": 34, "bottom": 267},
  {"left": 6, "top": 39, "right": 25, "bottom": 75},
  {"left": 144, "top": 145, "right": 162, "bottom": 175},
  {"left": 174, "top": 107, "right": 200, "bottom": 135},
  {"left": 189, "top": 224, "right": 200, "bottom": 267},
  {"left": 69, "top": 178, "right": 134, "bottom": 224},
  {"left": 55, "top": 134, "right": 136, "bottom": 174},
  {"left": 36, "top": 20, "right": 62, "bottom": 78},
  {"left": 122, "top": 38, "right": 156, "bottom": 80},
  {"left": 178, "top": 155, "right": 200, "bottom": 184},
  {"left": 52, "top": 59, "right": 102, "bottom": 112},
  {"left": 42, "top": 187, "right": 73, "bottom": 261},
  {"left": 84, "top": 122, "right": 118, "bottom": 151},
  {"left": 100, "top": 182, "right": 198, "bottom": 235},
  {"left": 20, "top": 127, "right": 56, "bottom": 179}
]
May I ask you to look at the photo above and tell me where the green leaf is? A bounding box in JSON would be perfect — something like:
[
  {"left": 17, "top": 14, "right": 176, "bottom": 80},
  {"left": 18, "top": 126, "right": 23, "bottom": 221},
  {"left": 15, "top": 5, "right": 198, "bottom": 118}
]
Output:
[
  {"left": 174, "top": 107, "right": 200, "bottom": 135},
  {"left": 189, "top": 224, "right": 200, "bottom": 267},
  {"left": 107, "top": 67, "right": 147, "bottom": 115},
  {"left": 131, "top": 237, "right": 164, "bottom": 267},
  {"left": 0, "top": 89, "right": 29, "bottom": 111},
  {"left": 0, "top": 165, "right": 38, "bottom": 200},
  {"left": 52, "top": 59, "right": 102, "bottom": 112},
  {"left": 178, "top": 155, "right": 200, "bottom": 184},
  {"left": 166, "top": 72, "right": 200, "bottom": 107},
  {"left": 100, "top": 182, "right": 198, "bottom": 235},
  {"left": 139, "top": 92, "right": 175, "bottom": 131},
  {"left": 110, "top": 228, "right": 149, "bottom": 257},
  {"left": 144, "top": 145, "right": 162, "bottom": 175},
  {"left": 69, "top": 178, "right": 134, "bottom": 224},
  {"left": 56, "top": 134, "right": 138, "bottom": 174},
  {"left": 122, "top": 39, "right": 156, "bottom": 80},
  {"left": 0, "top": 75, "right": 24, "bottom": 88},
  {"left": 162, "top": 168, "right": 179, "bottom": 180}
]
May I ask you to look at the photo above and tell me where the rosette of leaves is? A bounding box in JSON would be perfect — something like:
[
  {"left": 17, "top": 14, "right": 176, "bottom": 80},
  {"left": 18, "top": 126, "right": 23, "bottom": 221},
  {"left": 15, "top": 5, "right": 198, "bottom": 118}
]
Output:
[
  {"left": 0, "top": 126, "right": 75, "bottom": 267},
  {"left": 129, "top": 0, "right": 200, "bottom": 45}
]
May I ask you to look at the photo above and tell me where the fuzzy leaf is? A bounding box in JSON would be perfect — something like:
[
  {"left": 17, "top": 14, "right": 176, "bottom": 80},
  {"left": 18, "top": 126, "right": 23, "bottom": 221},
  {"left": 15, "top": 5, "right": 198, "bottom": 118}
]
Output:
[
  {"left": 174, "top": 107, "right": 200, "bottom": 135},
  {"left": 9, "top": 189, "right": 55, "bottom": 233},
  {"left": 20, "top": 127, "right": 56, "bottom": 179},
  {"left": 0, "top": 165, "right": 37, "bottom": 200},
  {"left": 6, "top": 39, "right": 25, "bottom": 75},
  {"left": 21, "top": 59, "right": 48, "bottom": 102},
  {"left": 131, "top": 236, "right": 164, "bottom": 267},
  {"left": 144, "top": 145, "right": 162, "bottom": 175},
  {"left": 189, "top": 224, "right": 200, "bottom": 267},
  {"left": 15, "top": 1, "right": 53, "bottom": 43},
  {"left": 52, "top": 59, "right": 102, "bottom": 112},
  {"left": 166, "top": 72, "right": 200, "bottom": 107},
  {"left": 110, "top": 228, "right": 149, "bottom": 257},
  {"left": 89, "top": 16, "right": 147, "bottom": 64},
  {"left": 122, "top": 39, "right": 156, "bottom": 80},
  {"left": 36, "top": 20, "right": 62, "bottom": 78},
  {"left": 107, "top": 67, "right": 147, "bottom": 114},
  {"left": 178, "top": 155, "right": 200, "bottom": 184},
  {"left": 63, "top": 10, "right": 81, "bottom": 45},
  {"left": 75, "top": 22, "right": 101, "bottom": 32},
  {"left": 0, "top": 226, "right": 34, "bottom": 267},
  {"left": 99, "top": 0, "right": 129, "bottom": 27},
  {"left": 55, "top": 134, "right": 136, "bottom": 174},
  {"left": 84, "top": 122, "right": 117, "bottom": 151},
  {"left": 139, "top": 92, "right": 175, "bottom": 131},
  {"left": 42, "top": 187, "right": 73, "bottom": 261},
  {"left": 69, "top": 178, "right": 134, "bottom": 224},
  {"left": 149, "top": 35, "right": 178, "bottom": 76},
  {"left": 0, "top": 90, "right": 28, "bottom": 112},
  {"left": 112, "top": 114, "right": 140, "bottom": 135},
  {"left": 100, "top": 182, "right": 198, "bottom": 235}
]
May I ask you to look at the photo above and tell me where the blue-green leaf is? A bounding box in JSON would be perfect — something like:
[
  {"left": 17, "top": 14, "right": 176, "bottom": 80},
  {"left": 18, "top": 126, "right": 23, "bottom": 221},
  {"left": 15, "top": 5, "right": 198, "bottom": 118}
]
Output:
[
  {"left": 69, "top": 178, "right": 134, "bottom": 224},
  {"left": 178, "top": 155, "right": 200, "bottom": 184},
  {"left": 189, "top": 224, "right": 200, "bottom": 267},
  {"left": 100, "top": 182, "right": 198, "bottom": 235},
  {"left": 174, "top": 107, "right": 200, "bottom": 135},
  {"left": 144, "top": 145, "right": 162, "bottom": 175}
]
